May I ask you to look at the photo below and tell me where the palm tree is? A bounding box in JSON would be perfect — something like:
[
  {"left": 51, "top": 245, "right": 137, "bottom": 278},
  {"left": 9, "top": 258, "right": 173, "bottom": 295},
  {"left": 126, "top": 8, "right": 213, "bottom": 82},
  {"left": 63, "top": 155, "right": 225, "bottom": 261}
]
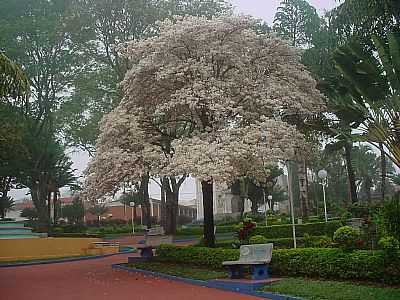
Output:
[
  {"left": 333, "top": 31, "right": 400, "bottom": 200},
  {"left": 0, "top": 195, "right": 15, "bottom": 219}
]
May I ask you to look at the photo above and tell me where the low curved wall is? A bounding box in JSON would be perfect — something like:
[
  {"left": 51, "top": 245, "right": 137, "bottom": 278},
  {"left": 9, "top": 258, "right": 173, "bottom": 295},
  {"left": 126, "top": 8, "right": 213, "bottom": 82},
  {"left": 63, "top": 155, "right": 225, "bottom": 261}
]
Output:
[{"left": 0, "top": 237, "right": 117, "bottom": 262}]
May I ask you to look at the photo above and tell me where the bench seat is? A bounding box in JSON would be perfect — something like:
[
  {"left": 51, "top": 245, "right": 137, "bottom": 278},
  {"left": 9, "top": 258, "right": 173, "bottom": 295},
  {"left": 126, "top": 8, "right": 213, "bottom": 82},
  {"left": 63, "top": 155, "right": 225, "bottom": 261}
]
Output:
[
  {"left": 222, "top": 244, "right": 273, "bottom": 280},
  {"left": 222, "top": 260, "right": 267, "bottom": 265}
]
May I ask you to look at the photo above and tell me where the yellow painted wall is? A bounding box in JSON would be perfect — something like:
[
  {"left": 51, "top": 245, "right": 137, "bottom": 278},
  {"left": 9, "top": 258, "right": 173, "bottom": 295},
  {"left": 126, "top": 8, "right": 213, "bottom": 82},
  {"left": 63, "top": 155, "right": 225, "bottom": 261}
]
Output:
[{"left": 0, "top": 238, "right": 119, "bottom": 262}]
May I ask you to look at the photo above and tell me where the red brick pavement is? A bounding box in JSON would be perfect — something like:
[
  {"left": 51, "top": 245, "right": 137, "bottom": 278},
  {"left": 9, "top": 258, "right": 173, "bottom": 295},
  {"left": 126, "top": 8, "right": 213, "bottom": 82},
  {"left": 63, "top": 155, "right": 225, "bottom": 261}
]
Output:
[{"left": 0, "top": 253, "right": 265, "bottom": 300}]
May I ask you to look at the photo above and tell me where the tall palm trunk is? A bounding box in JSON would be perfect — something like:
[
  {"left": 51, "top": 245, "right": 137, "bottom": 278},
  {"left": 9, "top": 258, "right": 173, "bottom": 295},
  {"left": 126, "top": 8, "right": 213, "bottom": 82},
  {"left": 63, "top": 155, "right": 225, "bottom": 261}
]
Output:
[
  {"left": 344, "top": 142, "right": 358, "bottom": 204},
  {"left": 202, "top": 180, "right": 215, "bottom": 248},
  {"left": 380, "top": 143, "right": 386, "bottom": 201}
]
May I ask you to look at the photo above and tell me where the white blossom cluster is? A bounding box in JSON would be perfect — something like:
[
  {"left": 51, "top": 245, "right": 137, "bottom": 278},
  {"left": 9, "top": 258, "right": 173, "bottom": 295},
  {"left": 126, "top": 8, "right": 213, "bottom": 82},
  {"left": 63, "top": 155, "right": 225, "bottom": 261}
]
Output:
[{"left": 84, "top": 16, "right": 325, "bottom": 200}]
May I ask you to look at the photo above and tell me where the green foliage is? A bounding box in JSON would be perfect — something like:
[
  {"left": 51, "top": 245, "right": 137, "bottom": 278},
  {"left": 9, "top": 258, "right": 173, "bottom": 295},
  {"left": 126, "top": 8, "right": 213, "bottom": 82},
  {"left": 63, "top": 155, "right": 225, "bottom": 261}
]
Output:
[
  {"left": 379, "top": 236, "right": 400, "bottom": 255},
  {"left": 264, "top": 278, "right": 400, "bottom": 300},
  {"left": 129, "top": 261, "right": 228, "bottom": 281},
  {"left": 61, "top": 197, "right": 84, "bottom": 224},
  {"left": 382, "top": 197, "right": 400, "bottom": 240},
  {"left": 249, "top": 235, "right": 268, "bottom": 245},
  {"left": 273, "top": 0, "right": 321, "bottom": 47},
  {"left": 0, "top": 196, "right": 15, "bottom": 218},
  {"left": 176, "top": 225, "right": 234, "bottom": 236},
  {"left": 253, "top": 221, "right": 342, "bottom": 238},
  {"left": 20, "top": 207, "right": 38, "bottom": 220},
  {"left": 0, "top": 52, "right": 29, "bottom": 99},
  {"left": 156, "top": 245, "right": 400, "bottom": 284},
  {"left": 333, "top": 226, "right": 361, "bottom": 250},
  {"left": 215, "top": 235, "right": 332, "bottom": 249}
]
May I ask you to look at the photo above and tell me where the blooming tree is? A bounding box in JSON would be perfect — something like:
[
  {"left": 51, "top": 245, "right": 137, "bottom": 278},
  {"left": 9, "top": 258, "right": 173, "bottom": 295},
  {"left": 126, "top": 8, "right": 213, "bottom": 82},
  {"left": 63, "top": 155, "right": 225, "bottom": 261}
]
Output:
[
  {"left": 86, "top": 16, "right": 325, "bottom": 246},
  {"left": 117, "top": 16, "right": 324, "bottom": 246}
]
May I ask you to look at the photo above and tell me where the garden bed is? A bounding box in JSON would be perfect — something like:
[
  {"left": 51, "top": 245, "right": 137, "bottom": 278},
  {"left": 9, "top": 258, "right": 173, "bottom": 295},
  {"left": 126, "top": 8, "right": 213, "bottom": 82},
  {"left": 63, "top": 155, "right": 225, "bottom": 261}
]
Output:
[
  {"left": 263, "top": 278, "right": 400, "bottom": 300},
  {"left": 122, "top": 259, "right": 400, "bottom": 300}
]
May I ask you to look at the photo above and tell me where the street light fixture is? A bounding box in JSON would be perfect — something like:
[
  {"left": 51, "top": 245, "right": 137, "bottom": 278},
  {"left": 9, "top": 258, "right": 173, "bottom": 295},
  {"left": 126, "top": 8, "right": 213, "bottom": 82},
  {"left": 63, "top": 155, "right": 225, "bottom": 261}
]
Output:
[
  {"left": 129, "top": 202, "right": 135, "bottom": 235},
  {"left": 318, "top": 169, "right": 328, "bottom": 222}
]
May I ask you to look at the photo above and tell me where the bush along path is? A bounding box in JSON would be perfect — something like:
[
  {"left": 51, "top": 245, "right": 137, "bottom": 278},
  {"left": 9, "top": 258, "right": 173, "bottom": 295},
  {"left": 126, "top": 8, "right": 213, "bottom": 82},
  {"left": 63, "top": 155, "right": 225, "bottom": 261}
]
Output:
[{"left": 156, "top": 245, "right": 400, "bottom": 285}]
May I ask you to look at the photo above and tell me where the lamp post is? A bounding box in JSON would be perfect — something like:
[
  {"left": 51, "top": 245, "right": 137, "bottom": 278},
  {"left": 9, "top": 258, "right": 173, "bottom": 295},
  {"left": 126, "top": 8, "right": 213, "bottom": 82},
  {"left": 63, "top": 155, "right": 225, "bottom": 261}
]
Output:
[
  {"left": 287, "top": 161, "right": 297, "bottom": 249},
  {"left": 129, "top": 202, "right": 135, "bottom": 235},
  {"left": 318, "top": 169, "right": 328, "bottom": 222},
  {"left": 266, "top": 194, "right": 273, "bottom": 226},
  {"left": 262, "top": 189, "right": 267, "bottom": 227}
]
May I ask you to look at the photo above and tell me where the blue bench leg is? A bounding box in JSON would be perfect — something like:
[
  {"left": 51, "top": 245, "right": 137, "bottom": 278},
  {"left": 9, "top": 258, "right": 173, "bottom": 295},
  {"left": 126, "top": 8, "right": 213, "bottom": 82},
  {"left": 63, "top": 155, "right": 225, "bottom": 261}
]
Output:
[
  {"left": 251, "top": 265, "right": 269, "bottom": 280},
  {"left": 140, "top": 247, "right": 154, "bottom": 258},
  {"left": 228, "top": 265, "right": 244, "bottom": 279}
]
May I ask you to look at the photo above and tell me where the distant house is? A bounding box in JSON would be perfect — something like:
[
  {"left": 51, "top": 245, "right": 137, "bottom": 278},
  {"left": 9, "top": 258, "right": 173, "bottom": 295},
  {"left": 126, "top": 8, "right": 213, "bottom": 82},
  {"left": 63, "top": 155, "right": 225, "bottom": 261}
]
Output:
[{"left": 84, "top": 198, "right": 197, "bottom": 223}]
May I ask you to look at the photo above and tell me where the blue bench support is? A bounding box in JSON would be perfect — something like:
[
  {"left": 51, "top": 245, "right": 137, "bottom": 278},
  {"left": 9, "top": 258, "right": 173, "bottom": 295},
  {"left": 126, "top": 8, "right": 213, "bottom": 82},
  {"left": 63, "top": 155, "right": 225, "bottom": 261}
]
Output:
[
  {"left": 251, "top": 264, "right": 269, "bottom": 280},
  {"left": 227, "top": 265, "right": 245, "bottom": 279},
  {"left": 138, "top": 246, "right": 154, "bottom": 258}
]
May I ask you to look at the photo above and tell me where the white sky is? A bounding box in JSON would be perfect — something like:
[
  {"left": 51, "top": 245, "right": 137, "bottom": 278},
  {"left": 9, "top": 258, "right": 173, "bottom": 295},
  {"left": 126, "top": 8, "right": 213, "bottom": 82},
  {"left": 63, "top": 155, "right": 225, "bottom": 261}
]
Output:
[{"left": 10, "top": 0, "right": 339, "bottom": 202}]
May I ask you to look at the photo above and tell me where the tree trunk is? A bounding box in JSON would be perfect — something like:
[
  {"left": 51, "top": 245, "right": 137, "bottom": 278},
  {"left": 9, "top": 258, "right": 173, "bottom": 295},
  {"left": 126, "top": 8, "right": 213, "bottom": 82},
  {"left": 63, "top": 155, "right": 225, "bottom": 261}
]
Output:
[
  {"left": 298, "top": 160, "right": 309, "bottom": 218},
  {"left": 344, "top": 142, "right": 358, "bottom": 204},
  {"left": 165, "top": 189, "right": 176, "bottom": 235},
  {"left": 141, "top": 174, "right": 151, "bottom": 229},
  {"left": 250, "top": 198, "right": 258, "bottom": 214},
  {"left": 31, "top": 185, "right": 49, "bottom": 229},
  {"left": 160, "top": 178, "right": 167, "bottom": 229},
  {"left": 380, "top": 143, "right": 386, "bottom": 202},
  {"left": 239, "top": 196, "right": 245, "bottom": 218},
  {"left": 201, "top": 180, "right": 215, "bottom": 248}
]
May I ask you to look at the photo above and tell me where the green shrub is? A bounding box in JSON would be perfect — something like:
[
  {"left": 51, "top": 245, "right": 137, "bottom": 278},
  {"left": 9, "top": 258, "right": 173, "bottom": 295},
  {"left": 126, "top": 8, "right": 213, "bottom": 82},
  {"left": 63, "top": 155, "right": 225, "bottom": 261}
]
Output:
[
  {"left": 176, "top": 225, "right": 235, "bottom": 236},
  {"left": 249, "top": 235, "right": 268, "bottom": 244},
  {"left": 253, "top": 221, "right": 341, "bottom": 238},
  {"left": 333, "top": 226, "right": 361, "bottom": 250},
  {"left": 215, "top": 235, "right": 331, "bottom": 249},
  {"left": 378, "top": 236, "right": 400, "bottom": 258},
  {"left": 382, "top": 197, "right": 400, "bottom": 240},
  {"left": 51, "top": 227, "right": 64, "bottom": 233},
  {"left": 156, "top": 245, "right": 400, "bottom": 284},
  {"left": 176, "top": 221, "right": 341, "bottom": 239}
]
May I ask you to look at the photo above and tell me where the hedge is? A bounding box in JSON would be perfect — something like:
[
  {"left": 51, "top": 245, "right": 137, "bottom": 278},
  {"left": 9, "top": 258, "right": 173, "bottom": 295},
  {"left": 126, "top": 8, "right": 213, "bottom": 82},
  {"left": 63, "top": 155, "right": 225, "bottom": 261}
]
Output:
[
  {"left": 176, "top": 225, "right": 235, "bottom": 236},
  {"left": 156, "top": 245, "right": 400, "bottom": 284},
  {"left": 253, "top": 221, "right": 342, "bottom": 238},
  {"left": 176, "top": 221, "right": 342, "bottom": 238},
  {"left": 214, "top": 235, "right": 331, "bottom": 249}
]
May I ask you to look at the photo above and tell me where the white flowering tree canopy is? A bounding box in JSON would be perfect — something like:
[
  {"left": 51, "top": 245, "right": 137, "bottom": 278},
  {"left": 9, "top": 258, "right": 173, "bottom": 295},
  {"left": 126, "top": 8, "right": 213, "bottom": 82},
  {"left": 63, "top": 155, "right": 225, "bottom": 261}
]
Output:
[{"left": 85, "top": 15, "right": 325, "bottom": 199}]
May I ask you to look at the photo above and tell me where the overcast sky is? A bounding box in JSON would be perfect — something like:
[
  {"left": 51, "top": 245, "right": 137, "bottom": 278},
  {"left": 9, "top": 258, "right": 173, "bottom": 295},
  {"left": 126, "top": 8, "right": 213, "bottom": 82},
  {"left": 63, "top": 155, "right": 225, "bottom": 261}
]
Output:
[
  {"left": 230, "top": 0, "right": 339, "bottom": 24},
  {"left": 10, "top": 0, "right": 340, "bottom": 202}
]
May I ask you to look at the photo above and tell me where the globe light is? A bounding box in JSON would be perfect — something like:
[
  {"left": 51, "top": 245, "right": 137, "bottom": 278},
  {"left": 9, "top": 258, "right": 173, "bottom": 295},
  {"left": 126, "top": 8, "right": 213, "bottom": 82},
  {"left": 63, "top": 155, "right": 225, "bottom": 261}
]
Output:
[
  {"left": 267, "top": 195, "right": 273, "bottom": 201},
  {"left": 318, "top": 169, "right": 328, "bottom": 180}
]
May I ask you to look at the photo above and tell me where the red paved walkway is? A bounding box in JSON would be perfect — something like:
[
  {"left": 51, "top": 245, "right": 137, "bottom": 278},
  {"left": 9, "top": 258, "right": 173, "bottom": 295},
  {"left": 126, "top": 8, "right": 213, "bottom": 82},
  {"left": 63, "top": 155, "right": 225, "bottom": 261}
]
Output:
[{"left": 0, "top": 254, "right": 264, "bottom": 300}]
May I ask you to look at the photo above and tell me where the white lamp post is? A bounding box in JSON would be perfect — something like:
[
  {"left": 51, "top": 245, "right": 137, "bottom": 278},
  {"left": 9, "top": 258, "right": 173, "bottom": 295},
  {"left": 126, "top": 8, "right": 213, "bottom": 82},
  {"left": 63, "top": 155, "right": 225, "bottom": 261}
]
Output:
[
  {"left": 287, "top": 161, "right": 297, "bottom": 249},
  {"left": 266, "top": 195, "right": 273, "bottom": 226},
  {"left": 129, "top": 202, "right": 135, "bottom": 235},
  {"left": 318, "top": 169, "right": 328, "bottom": 223}
]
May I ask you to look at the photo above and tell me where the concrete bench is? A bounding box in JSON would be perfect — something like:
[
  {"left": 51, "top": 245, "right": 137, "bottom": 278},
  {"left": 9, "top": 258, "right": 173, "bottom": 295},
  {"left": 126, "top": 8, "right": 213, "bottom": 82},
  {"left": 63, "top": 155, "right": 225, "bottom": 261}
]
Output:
[
  {"left": 137, "top": 227, "right": 173, "bottom": 258},
  {"left": 92, "top": 241, "right": 120, "bottom": 248},
  {"left": 222, "top": 243, "right": 273, "bottom": 280}
]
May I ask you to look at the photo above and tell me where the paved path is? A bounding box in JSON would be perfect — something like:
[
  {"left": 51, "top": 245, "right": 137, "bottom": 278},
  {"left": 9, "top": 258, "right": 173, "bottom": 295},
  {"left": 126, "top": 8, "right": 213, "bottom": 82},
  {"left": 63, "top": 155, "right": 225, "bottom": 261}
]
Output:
[{"left": 0, "top": 254, "right": 264, "bottom": 300}]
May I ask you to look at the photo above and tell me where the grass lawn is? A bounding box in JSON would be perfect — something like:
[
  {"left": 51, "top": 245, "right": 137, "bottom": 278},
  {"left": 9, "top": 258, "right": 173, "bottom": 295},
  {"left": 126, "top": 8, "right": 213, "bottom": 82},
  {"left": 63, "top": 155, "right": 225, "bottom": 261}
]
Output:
[
  {"left": 0, "top": 255, "right": 91, "bottom": 265},
  {"left": 263, "top": 278, "right": 400, "bottom": 300},
  {"left": 127, "top": 261, "right": 228, "bottom": 281}
]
